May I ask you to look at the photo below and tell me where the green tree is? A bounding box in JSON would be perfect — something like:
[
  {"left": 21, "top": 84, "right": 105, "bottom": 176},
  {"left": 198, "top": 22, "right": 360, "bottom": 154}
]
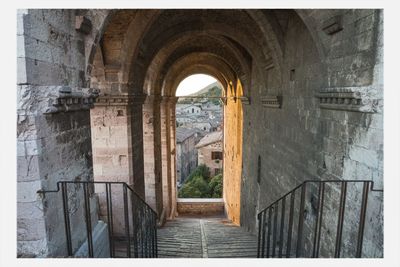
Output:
[
  {"left": 178, "top": 175, "right": 210, "bottom": 198},
  {"left": 185, "top": 164, "right": 210, "bottom": 182},
  {"left": 209, "top": 174, "right": 223, "bottom": 198}
]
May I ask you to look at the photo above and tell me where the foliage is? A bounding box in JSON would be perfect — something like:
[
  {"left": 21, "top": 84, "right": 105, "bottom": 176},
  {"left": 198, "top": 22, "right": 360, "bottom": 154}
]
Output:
[
  {"left": 186, "top": 164, "right": 210, "bottom": 182},
  {"left": 178, "top": 165, "right": 223, "bottom": 198},
  {"left": 209, "top": 174, "right": 223, "bottom": 198},
  {"left": 178, "top": 175, "right": 210, "bottom": 198}
]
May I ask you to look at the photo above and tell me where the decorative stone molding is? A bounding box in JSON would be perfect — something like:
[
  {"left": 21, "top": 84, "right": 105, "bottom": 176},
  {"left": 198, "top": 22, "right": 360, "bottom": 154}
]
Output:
[
  {"left": 94, "top": 94, "right": 147, "bottom": 106},
  {"left": 316, "top": 87, "right": 380, "bottom": 113},
  {"left": 322, "top": 15, "right": 343, "bottom": 35},
  {"left": 75, "top": 16, "right": 92, "bottom": 34},
  {"left": 261, "top": 95, "right": 281, "bottom": 108},
  {"left": 43, "top": 87, "right": 98, "bottom": 114},
  {"left": 239, "top": 96, "right": 251, "bottom": 105}
]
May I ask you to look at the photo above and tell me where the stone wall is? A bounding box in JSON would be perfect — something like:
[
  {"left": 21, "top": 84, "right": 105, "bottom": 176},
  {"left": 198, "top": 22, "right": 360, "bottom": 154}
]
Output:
[
  {"left": 17, "top": 9, "right": 98, "bottom": 256},
  {"left": 223, "top": 81, "right": 243, "bottom": 225},
  {"left": 239, "top": 10, "right": 383, "bottom": 257}
]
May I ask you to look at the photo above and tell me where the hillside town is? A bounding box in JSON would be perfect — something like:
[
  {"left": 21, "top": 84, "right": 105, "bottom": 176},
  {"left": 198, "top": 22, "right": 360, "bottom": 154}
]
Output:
[{"left": 175, "top": 83, "right": 223, "bottom": 189}]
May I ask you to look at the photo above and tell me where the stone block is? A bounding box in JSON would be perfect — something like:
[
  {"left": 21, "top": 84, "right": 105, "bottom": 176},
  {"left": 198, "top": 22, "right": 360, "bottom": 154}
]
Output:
[
  {"left": 17, "top": 217, "right": 47, "bottom": 241},
  {"left": 17, "top": 155, "right": 40, "bottom": 182},
  {"left": 348, "top": 145, "right": 379, "bottom": 169},
  {"left": 17, "top": 238, "right": 48, "bottom": 257}
]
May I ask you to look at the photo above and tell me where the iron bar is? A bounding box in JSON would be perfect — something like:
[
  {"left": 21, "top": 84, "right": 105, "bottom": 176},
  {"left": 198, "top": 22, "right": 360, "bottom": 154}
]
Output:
[
  {"left": 266, "top": 208, "right": 273, "bottom": 257},
  {"left": 312, "top": 182, "right": 325, "bottom": 258},
  {"left": 356, "top": 181, "right": 370, "bottom": 258},
  {"left": 123, "top": 184, "right": 131, "bottom": 257},
  {"left": 272, "top": 203, "right": 279, "bottom": 257},
  {"left": 257, "top": 213, "right": 262, "bottom": 257},
  {"left": 296, "top": 184, "right": 306, "bottom": 257},
  {"left": 83, "top": 183, "right": 94, "bottom": 258},
  {"left": 257, "top": 180, "right": 382, "bottom": 258},
  {"left": 130, "top": 191, "right": 139, "bottom": 258},
  {"left": 261, "top": 211, "right": 267, "bottom": 257},
  {"left": 61, "top": 183, "right": 73, "bottom": 256},
  {"left": 105, "top": 184, "right": 114, "bottom": 257},
  {"left": 334, "top": 182, "right": 347, "bottom": 258},
  {"left": 278, "top": 196, "right": 286, "bottom": 258},
  {"left": 286, "top": 191, "right": 295, "bottom": 258}
]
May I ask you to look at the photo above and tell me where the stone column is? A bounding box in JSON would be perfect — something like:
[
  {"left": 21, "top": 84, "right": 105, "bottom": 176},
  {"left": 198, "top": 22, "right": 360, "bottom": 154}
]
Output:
[
  {"left": 168, "top": 97, "right": 179, "bottom": 218},
  {"left": 160, "top": 97, "right": 172, "bottom": 219},
  {"left": 91, "top": 94, "right": 146, "bottom": 234},
  {"left": 129, "top": 95, "right": 146, "bottom": 198},
  {"left": 142, "top": 95, "right": 162, "bottom": 212}
]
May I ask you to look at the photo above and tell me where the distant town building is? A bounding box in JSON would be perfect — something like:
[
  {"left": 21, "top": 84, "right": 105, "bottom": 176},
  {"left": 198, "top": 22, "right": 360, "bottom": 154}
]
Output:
[
  {"left": 176, "top": 103, "right": 202, "bottom": 114},
  {"left": 195, "top": 131, "right": 223, "bottom": 176},
  {"left": 176, "top": 127, "right": 202, "bottom": 185}
]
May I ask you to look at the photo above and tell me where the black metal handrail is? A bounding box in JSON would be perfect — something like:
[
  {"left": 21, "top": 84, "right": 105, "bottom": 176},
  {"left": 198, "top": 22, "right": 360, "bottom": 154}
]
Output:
[
  {"left": 257, "top": 180, "right": 383, "bottom": 258},
  {"left": 38, "top": 181, "right": 158, "bottom": 258}
]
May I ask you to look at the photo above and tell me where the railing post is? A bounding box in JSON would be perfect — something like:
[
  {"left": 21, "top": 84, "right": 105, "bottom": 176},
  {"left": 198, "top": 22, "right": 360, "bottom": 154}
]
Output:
[
  {"left": 61, "top": 182, "right": 73, "bottom": 257},
  {"left": 272, "top": 203, "right": 278, "bottom": 257},
  {"left": 83, "top": 183, "right": 94, "bottom": 258},
  {"left": 261, "top": 211, "right": 267, "bottom": 257},
  {"left": 286, "top": 191, "right": 295, "bottom": 258},
  {"left": 105, "top": 183, "right": 115, "bottom": 257},
  {"left": 257, "top": 213, "right": 262, "bottom": 257},
  {"left": 266, "top": 207, "right": 273, "bottom": 258},
  {"left": 278, "top": 196, "right": 286, "bottom": 258},
  {"left": 312, "top": 182, "right": 325, "bottom": 258},
  {"left": 123, "top": 184, "right": 131, "bottom": 257},
  {"left": 356, "top": 181, "right": 369, "bottom": 258},
  {"left": 334, "top": 181, "right": 347, "bottom": 258},
  {"left": 296, "top": 183, "right": 306, "bottom": 257}
]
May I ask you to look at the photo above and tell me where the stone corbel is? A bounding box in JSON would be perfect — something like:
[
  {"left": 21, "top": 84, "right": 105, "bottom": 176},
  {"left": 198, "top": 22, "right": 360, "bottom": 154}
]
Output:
[
  {"left": 261, "top": 95, "right": 281, "bottom": 108},
  {"left": 44, "top": 86, "right": 99, "bottom": 114},
  {"left": 316, "top": 87, "right": 380, "bottom": 113},
  {"left": 239, "top": 96, "right": 251, "bottom": 105},
  {"left": 322, "top": 15, "right": 343, "bottom": 35}
]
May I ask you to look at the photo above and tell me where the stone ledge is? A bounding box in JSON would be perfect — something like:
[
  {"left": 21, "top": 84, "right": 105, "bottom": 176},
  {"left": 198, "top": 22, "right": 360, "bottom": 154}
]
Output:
[
  {"left": 177, "top": 198, "right": 224, "bottom": 215},
  {"left": 239, "top": 96, "right": 251, "bottom": 105},
  {"left": 95, "top": 94, "right": 147, "bottom": 106},
  {"left": 261, "top": 95, "right": 281, "bottom": 108},
  {"left": 316, "top": 87, "right": 380, "bottom": 113},
  {"left": 18, "top": 85, "right": 99, "bottom": 115}
]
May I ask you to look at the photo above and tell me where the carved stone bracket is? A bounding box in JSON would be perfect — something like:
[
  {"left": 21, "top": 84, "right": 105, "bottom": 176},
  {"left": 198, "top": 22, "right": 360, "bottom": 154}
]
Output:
[
  {"left": 44, "top": 87, "right": 98, "bottom": 114},
  {"left": 95, "top": 94, "right": 147, "bottom": 106},
  {"left": 261, "top": 95, "right": 281, "bottom": 108},
  {"left": 239, "top": 96, "right": 251, "bottom": 105},
  {"left": 316, "top": 87, "right": 380, "bottom": 113},
  {"left": 322, "top": 15, "right": 343, "bottom": 35}
]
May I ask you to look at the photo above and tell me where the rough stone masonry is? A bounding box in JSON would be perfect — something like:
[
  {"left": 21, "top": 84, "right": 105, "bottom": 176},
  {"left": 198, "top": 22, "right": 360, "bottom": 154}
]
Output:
[{"left": 17, "top": 9, "right": 383, "bottom": 257}]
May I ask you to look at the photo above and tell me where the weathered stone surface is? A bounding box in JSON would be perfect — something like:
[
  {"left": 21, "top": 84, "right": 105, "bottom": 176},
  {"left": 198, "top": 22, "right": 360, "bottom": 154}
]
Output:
[{"left": 17, "top": 9, "right": 383, "bottom": 258}]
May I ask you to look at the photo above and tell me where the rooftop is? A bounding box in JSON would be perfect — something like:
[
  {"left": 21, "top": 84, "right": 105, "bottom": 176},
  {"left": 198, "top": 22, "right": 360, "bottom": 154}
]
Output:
[
  {"left": 176, "top": 127, "right": 199, "bottom": 143},
  {"left": 195, "top": 131, "right": 223, "bottom": 148}
]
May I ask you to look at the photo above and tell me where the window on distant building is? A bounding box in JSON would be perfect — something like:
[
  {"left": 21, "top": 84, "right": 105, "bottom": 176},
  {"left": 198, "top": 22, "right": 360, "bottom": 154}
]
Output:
[
  {"left": 192, "top": 108, "right": 194, "bottom": 113},
  {"left": 211, "top": 151, "right": 223, "bottom": 160}
]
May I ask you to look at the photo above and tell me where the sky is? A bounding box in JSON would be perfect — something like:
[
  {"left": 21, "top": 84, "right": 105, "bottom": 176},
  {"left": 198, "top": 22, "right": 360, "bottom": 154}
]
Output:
[{"left": 175, "top": 74, "right": 217, "bottom": 96}]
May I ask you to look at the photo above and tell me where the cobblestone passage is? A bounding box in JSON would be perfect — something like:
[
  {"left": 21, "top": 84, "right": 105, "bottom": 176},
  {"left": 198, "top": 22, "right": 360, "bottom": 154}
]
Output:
[{"left": 157, "top": 216, "right": 258, "bottom": 258}]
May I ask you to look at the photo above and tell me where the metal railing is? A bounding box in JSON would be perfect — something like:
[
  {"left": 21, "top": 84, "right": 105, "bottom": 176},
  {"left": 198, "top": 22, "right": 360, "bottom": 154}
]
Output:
[
  {"left": 257, "top": 180, "right": 383, "bottom": 258},
  {"left": 38, "top": 181, "right": 158, "bottom": 258}
]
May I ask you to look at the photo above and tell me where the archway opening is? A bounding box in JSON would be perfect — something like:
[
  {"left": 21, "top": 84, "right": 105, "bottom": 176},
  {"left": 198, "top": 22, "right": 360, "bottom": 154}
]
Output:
[{"left": 174, "top": 74, "right": 225, "bottom": 216}]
